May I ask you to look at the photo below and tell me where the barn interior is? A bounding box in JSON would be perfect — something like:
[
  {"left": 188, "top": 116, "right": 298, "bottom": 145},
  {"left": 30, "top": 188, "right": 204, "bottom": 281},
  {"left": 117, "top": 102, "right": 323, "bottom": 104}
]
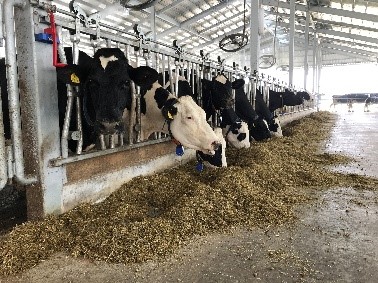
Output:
[
  {"left": 1, "top": 0, "right": 378, "bottom": 225},
  {"left": 1, "top": 0, "right": 378, "bottom": 281}
]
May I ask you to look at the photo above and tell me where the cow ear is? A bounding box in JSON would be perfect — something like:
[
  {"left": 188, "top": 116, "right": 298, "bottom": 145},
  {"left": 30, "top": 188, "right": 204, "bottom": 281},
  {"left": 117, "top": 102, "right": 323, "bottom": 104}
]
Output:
[
  {"left": 129, "top": 66, "right": 159, "bottom": 87},
  {"left": 201, "top": 79, "right": 211, "bottom": 91},
  {"left": 162, "top": 98, "right": 178, "bottom": 120},
  {"left": 231, "top": 79, "right": 245, "bottom": 89},
  {"left": 162, "top": 105, "right": 177, "bottom": 120},
  {"left": 56, "top": 65, "right": 83, "bottom": 86}
]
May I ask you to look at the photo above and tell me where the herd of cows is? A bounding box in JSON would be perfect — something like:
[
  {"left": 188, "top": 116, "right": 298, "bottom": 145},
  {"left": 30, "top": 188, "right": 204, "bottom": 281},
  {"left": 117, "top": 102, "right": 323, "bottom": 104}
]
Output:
[{"left": 1, "top": 47, "right": 312, "bottom": 170}]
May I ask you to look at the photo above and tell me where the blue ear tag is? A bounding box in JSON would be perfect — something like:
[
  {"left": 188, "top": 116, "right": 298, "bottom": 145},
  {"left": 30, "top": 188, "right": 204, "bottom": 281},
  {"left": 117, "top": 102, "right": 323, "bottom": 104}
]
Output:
[
  {"left": 196, "top": 162, "right": 204, "bottom": 172},
  {"left": 176, "top": 145, "right": 184, "bottom": 156}
]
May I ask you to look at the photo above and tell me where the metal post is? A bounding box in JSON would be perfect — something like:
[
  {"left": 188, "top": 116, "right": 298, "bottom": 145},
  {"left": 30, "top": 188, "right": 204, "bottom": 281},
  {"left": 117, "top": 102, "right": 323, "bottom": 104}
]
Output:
[
  {"left": 304, "top": 8, "right": 310, "bottom": 90},
  {"left": 14, "top": 0, "right": 64, "bottom": 218},
  {"left": 289, "top": 0, "right": 295, "bottom": 86},
  {"left": 249, "top": 0, "right": 261, "bottom": 73},
  {"left": 3, "top": 0, "right": 36, "bottom": 185}
]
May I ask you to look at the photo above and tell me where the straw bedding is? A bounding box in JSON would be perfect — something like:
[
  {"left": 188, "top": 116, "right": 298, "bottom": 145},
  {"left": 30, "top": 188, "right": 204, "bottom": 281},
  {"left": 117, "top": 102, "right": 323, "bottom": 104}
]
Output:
[{"left": 1, "top": 111, "right": 377, "bottom": 275}]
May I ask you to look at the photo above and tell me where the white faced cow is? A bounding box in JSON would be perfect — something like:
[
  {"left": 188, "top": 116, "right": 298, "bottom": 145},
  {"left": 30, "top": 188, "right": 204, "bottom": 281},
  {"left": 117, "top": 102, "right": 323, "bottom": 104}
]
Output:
[
  {"left": 129, "top": 69, "right": 222, "bottom": 155},
  {"left": 159, "top": 71, "right": 249, "bottom": 149}
]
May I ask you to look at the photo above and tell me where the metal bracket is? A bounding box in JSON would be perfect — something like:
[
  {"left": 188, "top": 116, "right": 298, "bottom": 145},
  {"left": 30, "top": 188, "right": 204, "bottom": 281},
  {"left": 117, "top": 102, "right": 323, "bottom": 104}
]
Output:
[
  {"left": 70, "top": 1, "right": 101, "bottom": 28},
  {"left": 133, "top": 24, "right": 151, "bottom": 46}
]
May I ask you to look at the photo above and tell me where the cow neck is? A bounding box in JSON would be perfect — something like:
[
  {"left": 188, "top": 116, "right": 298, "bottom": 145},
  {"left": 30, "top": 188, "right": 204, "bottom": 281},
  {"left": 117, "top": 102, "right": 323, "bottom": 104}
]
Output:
[{"left": 161, "top": 97, "right": 180, "bottom": 144}]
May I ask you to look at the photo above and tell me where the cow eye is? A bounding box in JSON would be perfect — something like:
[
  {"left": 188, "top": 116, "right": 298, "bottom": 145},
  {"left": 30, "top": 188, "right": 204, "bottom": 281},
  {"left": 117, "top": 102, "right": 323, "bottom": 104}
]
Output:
[
  {"left": 120, "top": 81, "right": 130, "bottom": 90},
  {"left": 187, "top": 116, "right": 192, "bottom": 119}
]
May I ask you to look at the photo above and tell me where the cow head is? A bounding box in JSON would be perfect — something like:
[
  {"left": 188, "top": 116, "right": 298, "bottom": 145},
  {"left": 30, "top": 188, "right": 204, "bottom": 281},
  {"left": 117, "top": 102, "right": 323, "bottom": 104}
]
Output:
[
  {"left": 249, "top": 117, "right": 271, "bottom": 141},
  {"left": 130, "top": 69, "right": 222, "bottom": 154},
  {"left": 57, "top": 48, "right": 158, "bottom": 136},
  {"left": 167, "top": 96, "right": 222, "bottom": 154},
  {"left": 202, "top": 74, "right": 235, "bottom": 111},
  {"left": 220, "top": 107, "right": 250, "bottom": 149},
  {"left": 296, "top": 90, "right": 311, "bottom": 101},
  {"left": 223, "top": 121, "right": 250, "bottom": 149},
  {"left": 196, "top": 127, "right": 227, "bottom": 169},
  {"left": 268, "top": 116, "right": 283, "bottom": 137}
]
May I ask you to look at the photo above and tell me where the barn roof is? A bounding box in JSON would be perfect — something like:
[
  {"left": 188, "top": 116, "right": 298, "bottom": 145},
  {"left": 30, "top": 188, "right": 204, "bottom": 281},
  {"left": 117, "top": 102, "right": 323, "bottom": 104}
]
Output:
[{"left": 51, "top": 0, "right": 378, "bottom": 68}]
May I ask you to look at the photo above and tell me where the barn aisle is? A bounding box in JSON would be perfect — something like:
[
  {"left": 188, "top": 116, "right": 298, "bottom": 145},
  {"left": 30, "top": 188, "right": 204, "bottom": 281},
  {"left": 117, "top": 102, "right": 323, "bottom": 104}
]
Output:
[{"left": 326, "top": 105, "right": 378, "bottom": 178}]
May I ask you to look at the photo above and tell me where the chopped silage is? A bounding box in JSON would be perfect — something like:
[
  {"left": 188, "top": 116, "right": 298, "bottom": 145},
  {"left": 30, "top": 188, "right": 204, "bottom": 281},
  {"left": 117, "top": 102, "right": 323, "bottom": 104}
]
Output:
[{"left": 1, "top": 111, "right": 378, "bottom": 275}]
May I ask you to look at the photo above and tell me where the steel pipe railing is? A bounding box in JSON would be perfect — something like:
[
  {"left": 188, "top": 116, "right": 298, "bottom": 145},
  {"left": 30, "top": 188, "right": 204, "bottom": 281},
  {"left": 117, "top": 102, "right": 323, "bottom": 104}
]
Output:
[{"left": 3, "top": 0, "right": 37, "bottom": 184}]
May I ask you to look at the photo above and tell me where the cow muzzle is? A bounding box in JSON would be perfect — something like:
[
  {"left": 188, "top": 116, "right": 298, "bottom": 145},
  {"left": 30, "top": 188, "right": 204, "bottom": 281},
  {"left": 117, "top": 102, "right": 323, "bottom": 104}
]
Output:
[
  {"left": 206, "top": 141, "right": 221, "bottom": 155},
  {"left": 96, "top": 121, "right": 124, "bottom": 134}
]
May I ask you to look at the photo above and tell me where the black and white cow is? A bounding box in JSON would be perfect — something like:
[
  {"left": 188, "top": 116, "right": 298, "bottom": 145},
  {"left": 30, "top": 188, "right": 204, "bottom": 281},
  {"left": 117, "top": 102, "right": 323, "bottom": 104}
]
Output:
[
  {"left": 267, "top": 88, "right": 310, "bottom": 113},
  {"left": 124, "top": 70, "right": 222, "bottom": 155},
  {"left": 156, "top": 71, "right": 227, "bottom": 167},
  {"left": 59, "top": 49, "right": 222, "bottom": 155},
  {"left": 160, "top": 71, "right": 249, "bottom": 150},
  {"left": 220, "top": 108, "right": 250, "bottom": 149},
  {"left": 231, "top": 79, "right": 282, "bottom": 140},
  {"left": 201, "top": 73, "right": 235, "bottom": 119},
  {"left": 57, "top": 47, "right": 157, "bottom": 151},
  {"left": 195, "top": 127, "right": 227, "bottom": 170}
]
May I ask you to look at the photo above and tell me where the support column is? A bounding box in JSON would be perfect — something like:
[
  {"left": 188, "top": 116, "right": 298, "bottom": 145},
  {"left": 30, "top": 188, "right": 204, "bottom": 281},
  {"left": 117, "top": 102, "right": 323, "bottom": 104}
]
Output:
[
  {"left": 304, "top": 8, "right": 310, "bottom": 90},
  {"left": 250, "top": 0, "right": 261, "bottom": 73},
  {"left": 289, "top": 0, "right": 295, "bottom": 85},
  {"left": 312, "top": 32, "right": 318, "bottom": 95},
  {"left": 15, "top": 3, "right": 64, "bottom": 219}
]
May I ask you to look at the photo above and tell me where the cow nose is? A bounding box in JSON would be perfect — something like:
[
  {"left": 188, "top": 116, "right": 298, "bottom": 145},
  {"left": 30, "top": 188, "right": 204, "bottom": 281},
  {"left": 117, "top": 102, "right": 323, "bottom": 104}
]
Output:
[
  {"left": 212, "top": 141, "right": 221, "bottom": 151},
  {"left": 98, "top": 121, "right": 123, "bottom": 134}
]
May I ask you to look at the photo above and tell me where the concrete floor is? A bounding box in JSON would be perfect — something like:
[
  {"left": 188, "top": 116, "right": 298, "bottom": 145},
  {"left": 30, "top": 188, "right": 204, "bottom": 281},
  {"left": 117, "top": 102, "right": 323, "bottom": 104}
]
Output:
[{"left": 325, "top": 104, "right": 378, "bottom": 178}]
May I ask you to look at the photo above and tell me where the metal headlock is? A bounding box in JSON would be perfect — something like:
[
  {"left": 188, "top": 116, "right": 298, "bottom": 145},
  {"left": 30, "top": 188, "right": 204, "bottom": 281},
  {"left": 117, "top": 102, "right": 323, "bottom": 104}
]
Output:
[{"left": 20, "top": 1, "right": 315, "bottom": 169}]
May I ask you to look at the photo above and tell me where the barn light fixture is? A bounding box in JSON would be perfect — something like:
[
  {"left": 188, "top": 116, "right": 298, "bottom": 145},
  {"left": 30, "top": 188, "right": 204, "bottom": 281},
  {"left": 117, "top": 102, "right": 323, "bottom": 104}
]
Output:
[
  {"left": 219, "top": 0, "right": 248, "bottom": 52},
  {"left": 219, "top": 33, "right": 249, "bottom": 52},
  {"left": 119, "top": 0, "right": 157, "bottom": 10}
]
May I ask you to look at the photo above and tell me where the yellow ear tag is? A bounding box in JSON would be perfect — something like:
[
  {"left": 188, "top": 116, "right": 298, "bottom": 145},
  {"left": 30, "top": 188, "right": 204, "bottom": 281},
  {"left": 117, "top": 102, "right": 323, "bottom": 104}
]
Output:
[
  {"left": 167, "top": 111, "right": 173, "bottom": 120},
  {"left": 70, "top": 73, "right": 80, "bottom": 84}
]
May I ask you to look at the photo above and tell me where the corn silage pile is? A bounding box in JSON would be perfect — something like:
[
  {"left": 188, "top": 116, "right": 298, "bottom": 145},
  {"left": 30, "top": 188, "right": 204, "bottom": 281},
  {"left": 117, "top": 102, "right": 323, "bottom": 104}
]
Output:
[{"left": 1, "top": 111, "right": 378, "bottom": 275}]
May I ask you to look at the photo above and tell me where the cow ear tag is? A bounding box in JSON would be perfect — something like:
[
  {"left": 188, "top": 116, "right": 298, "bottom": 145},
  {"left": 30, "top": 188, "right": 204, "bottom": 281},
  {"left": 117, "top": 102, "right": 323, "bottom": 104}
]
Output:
[
  {"left": 176, "top": 144, "right": 184, "bottom": 156},
  {"left": 70, "top": 73, "right": 80, "bottom": 84},
  {"left": 196, "top": 162, "right": 204, "bottom": 172},
  {"left": 167, "top": 111, "right": 174, "bottom": 120}
]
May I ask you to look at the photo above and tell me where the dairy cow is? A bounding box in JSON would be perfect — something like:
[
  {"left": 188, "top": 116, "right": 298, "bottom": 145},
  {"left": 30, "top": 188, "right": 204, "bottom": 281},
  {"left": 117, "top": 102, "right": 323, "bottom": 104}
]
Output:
[
  {"left": 201, "top": 73, "right": 234, "bottom": 118},
  {"left": 268, "top": 88, "right": 311, "bottom": 112},
  {"left": 196, "top": 127, "right": 227, "bottom": 170},
  {"left": 155, "top": 71, "right": 226, "bottom": 167},
  {"left": 220, "top": 108, "right": 250, "bottom": 149},
  {"left": 127, "top": 69, "right": 221, "bottom": 155},
  {"left": 159, "top": 71, "right": 249, "bottom": 150},
  {"left": 57, "top": 48, "right": 157, "bottom": 151},
  {"left": 231, "top": 79, "right": 282, "bottom": 140}
]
